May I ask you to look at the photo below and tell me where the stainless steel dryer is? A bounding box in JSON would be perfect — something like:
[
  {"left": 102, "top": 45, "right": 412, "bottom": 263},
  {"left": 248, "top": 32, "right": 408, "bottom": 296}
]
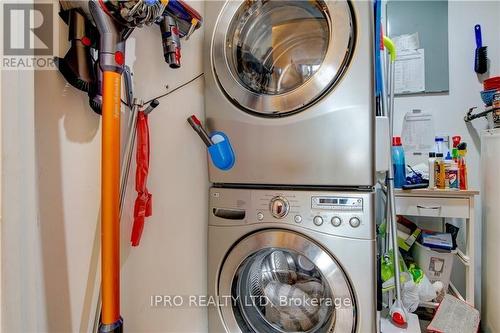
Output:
[
  {"left": 204, "top": 0, "right": 374, "bottom": 187},
  {"left": 208, "top": 188, "right": 377, "bottom": 333}
]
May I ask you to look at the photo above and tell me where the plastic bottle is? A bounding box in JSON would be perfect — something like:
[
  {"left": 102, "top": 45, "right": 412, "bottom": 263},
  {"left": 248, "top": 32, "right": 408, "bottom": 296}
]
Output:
[
  {"left": 444, "top": 152, "right": 453, "bottom": 189},
  {"left": 435, "top": 153, "right": 445, "bottom": 189},
  {"left": 428, "top": 152, "right": 436, "bottom": 188},
  {"left": 452, "top": 135, "right": 461, "bottom": 162},
  {"left": 435, "top": 137, "right": 445, "bottom": 154},
  {"left": 449, "top": 161, "right": 459, "bottom": 189},
  {"left": 458, "top": 142, "right": 468, "bottom": 190},
  {"left": 392, "top": 136, "right": 406, "bottom": 188}
]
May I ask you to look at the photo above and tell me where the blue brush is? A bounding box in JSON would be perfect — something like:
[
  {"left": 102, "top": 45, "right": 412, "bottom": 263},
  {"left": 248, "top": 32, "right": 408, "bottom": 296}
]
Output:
[{"left": 474, "top": 24, "right": 487, "bottom": 74}]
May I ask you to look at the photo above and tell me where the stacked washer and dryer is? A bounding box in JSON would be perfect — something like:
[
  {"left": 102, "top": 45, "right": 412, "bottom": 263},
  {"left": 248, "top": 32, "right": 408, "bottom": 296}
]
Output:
[{"left": 205, "top": 1, "right": 376, "bottom": 332}]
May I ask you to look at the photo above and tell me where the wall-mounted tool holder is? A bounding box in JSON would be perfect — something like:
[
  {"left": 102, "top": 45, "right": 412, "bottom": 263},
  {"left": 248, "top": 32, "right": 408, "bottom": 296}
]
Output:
[
  {"left": 208, "top": 132, "right": 235, "bottom": 171},
  {"left": 188, "top": 115, "right": 235, "bottom": 171}
]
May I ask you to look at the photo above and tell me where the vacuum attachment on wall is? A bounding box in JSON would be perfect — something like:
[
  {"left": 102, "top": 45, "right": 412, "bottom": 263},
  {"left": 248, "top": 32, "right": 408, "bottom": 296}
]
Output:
[
  {"left": 55, "top": 8, "right": 96, "bottom": 92},
  {"left": 187, "top": 115, "right": 235, "bottom": 171},
  {"left": 159, "top": 15, "right": 181, "bottom": 68},
  {"left": 208, "top": 132, "right": 235, "bottom": 171},
  {"left": 157, "top": 0, "right": 203, "bottom": 68}
]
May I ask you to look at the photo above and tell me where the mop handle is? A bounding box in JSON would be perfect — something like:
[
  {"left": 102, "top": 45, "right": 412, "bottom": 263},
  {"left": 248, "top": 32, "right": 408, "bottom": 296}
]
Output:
[{"left": 383, "top": 36, "right": 396, "bottom": 62}]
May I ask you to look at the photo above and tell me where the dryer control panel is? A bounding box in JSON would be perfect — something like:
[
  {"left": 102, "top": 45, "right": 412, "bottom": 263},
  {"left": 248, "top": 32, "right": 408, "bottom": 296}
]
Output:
[{"left": 209, "top": 188, "right": 375, "bottom": 240}]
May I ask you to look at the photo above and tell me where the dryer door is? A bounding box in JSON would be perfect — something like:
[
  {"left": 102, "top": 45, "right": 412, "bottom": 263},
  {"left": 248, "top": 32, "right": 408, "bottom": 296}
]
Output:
[
  {"left": 218, "top": 230, "right": 356, "bottom": 333},
  {"left": 212, "top": 0, "right": 355, "bottom": 116}
]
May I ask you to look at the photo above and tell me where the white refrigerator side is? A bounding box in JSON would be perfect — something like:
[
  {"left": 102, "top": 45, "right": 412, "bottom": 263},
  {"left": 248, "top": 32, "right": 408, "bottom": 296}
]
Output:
[{"left": 481, "top": 128, "right": 500, "bottom": 333}]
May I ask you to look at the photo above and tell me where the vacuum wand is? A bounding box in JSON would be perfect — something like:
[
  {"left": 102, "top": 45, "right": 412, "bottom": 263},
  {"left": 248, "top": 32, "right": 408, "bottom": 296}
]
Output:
[{"left": 187, "top": 115, "right": 213, "bottom": 147}]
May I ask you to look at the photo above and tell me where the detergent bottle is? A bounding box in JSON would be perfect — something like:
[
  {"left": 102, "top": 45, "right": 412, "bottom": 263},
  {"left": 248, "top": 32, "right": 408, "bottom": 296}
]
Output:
[
  {"left": 392, "top": 136, "right": 406, "bottom": 188},
  {"left": 435, "top": 153, "right": 445, "bottom": 189}
]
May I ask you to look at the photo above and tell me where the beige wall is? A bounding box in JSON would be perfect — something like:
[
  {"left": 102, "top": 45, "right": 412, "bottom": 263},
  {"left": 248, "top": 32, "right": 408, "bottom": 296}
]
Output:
[{"left": 3, "top": 1, "right": 207, "bottom": 332}]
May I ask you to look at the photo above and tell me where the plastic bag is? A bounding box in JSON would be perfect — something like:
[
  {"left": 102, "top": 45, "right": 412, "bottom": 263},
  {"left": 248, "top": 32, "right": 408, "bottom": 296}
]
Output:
[
  {"left": 402, "top": 277, "right": 420, "bottom": 313},
  {"left": 408, "top": 264, "right": 443, "bottom": 303},
  {"left": 417, "top": 274, "right": 438, "bottom": 302}
]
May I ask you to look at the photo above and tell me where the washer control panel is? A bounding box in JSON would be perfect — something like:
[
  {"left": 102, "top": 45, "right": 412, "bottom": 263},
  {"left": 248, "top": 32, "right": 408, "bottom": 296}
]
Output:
[{"left": 209, "top": 188, "right": 375, "bottom": 240}]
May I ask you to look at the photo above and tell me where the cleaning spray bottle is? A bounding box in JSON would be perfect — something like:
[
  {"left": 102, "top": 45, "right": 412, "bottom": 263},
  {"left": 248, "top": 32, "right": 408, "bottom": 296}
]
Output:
[
  {"left": 452, "top": 135, "right": 461, "bottom": 162},
  {"left": 458, "top": 142, "right": 468, "bottom": 190},
  {"left": 392, "top": 136, "right": 406, "bottom": 188},
  {"left": 444, "top": 152, "right": 453, "bottom": 189}
]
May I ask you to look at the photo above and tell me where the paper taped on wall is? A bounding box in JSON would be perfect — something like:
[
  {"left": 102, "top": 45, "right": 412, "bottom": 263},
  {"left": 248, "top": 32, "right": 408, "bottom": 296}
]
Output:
[{"left": 394, "top": 49, "right": 425, "bottom": 94}]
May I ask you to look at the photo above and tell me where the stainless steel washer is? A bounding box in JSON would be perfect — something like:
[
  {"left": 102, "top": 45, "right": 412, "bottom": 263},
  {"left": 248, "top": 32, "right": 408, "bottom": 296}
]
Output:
[
  {"left": 204, "top": 0, "right": 374, "bottom": 187},
  {"left": 208, "top": 188, "right": 377, "bottom": 333}
]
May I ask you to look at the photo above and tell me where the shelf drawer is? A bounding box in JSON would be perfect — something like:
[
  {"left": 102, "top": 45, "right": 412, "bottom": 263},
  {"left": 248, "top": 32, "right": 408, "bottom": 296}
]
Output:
[{"left": 395, "top": 196, "right": 469, "bottom": 218}]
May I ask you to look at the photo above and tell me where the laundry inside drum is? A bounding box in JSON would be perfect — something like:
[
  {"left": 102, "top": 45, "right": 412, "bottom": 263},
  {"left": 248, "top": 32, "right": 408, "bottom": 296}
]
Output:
[
  {"left": 226, "top": 0, "right": 329, "bottom": 95},
  {"left": 233, "top": 248, "right": 334, "bottom": 333}
]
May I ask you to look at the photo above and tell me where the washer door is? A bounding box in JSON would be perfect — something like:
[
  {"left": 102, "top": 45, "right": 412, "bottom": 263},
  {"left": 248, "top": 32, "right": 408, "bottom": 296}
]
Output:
[
  {"left": 212, "top": 0, "right": 355, "bottom": 116},
  {"left": 218, "top": 230, "right": 356, "bottom": 333}
]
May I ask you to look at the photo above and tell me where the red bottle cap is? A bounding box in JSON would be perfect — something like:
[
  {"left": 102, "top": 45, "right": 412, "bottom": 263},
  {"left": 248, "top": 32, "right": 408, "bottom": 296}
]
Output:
[
  {"left": 392, "top": 136, "right": 402, "bottom": 146},
  {"left": 452, "top": 135, "right": 461, "bottom": 147}
]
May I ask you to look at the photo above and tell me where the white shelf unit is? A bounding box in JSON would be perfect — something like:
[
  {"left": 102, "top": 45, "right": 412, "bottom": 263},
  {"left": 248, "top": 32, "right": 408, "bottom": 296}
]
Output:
[{"left": 394, "top": 188, "right": 479, "bottom": 307}]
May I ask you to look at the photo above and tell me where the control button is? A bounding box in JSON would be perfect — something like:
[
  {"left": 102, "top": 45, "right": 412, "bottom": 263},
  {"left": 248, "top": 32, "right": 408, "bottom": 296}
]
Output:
[
  {"left": 331, "top": 216, "right": 342, "bottom": 227},
  {"left": 114, "top": 51, "right": 125, "bottom": 65},
  {"left": 257, "top": 212, "right": 264, "bottom": 221},
  {"left": 349, "top": 217, "right": 361, "bottom": 228},
  {"left": 294, "top": 215, "right": 302, "bottom": 223},
  {"left": 313, "top": 216, "right": 324, "bottom": 226},
  {"left": 269, "top": 196, "right": 289, "bottom": 219}
]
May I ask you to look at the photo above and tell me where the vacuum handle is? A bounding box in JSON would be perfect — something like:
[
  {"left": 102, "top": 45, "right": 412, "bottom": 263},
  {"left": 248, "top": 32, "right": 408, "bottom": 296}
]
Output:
[{"left": 475, "top": 24, "right": 483, "bottom": 48}]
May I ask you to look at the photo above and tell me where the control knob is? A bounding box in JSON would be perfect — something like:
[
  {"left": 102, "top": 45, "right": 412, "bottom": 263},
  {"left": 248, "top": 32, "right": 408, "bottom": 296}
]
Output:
[
  {"left": 269, "top": 196, "right": 289, "bottom": 219},
  {"left": 313, "top": 216, "right": 324, "bottom": 226},
  {"left": 349, "top": 217, "right": 361, "bottom": 228},
  {"left": 331, "top": 216, "right": 342, "bottom": 227}
]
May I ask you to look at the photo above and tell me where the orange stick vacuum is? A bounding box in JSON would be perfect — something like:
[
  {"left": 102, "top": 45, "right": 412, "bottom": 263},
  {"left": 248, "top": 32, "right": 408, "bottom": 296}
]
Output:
[
  {"left": 101, "top": 70, "right": 122, "bottom": 327},
  {"left": 89, "top": 1, "right": 127, "bottom": 331}
]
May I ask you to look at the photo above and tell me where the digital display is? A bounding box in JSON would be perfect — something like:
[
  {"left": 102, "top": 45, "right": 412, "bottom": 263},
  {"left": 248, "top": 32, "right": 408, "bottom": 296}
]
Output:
[
  {"left": 312, "top": 196, "right": 362, "bottom": 211},
  {"left": 319, "top": 198, "right": 338, "bottom": 204}
]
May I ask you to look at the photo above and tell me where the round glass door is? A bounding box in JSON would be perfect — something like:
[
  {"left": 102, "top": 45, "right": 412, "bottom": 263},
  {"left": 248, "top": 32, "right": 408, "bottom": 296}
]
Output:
[
  {"left": 218, "top": 230, "right": 356, "bottom": 333},
  {"left": 212, "top": 0, "right": 355, "bottom": 116}
]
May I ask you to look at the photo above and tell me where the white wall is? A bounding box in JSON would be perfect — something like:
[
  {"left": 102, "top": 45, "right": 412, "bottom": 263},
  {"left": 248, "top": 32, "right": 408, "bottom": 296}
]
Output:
[
  {"left": 3, "top": 2, "right": 207, "bottom": 332},
  {"left": 390, "top": 1, "right": 500, "bottom": 309},
  {"left": 119, "top": 5, "right": 208, "bottom": 331},
  {"left": 1, "top": 2, "right": 44, "bottom": 331}
]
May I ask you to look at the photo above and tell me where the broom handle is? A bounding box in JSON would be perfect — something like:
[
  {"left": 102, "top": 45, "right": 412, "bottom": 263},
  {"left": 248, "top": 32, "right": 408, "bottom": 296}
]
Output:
[{"left": 383, "top": 36, "right": 404, "bottom": 306}]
